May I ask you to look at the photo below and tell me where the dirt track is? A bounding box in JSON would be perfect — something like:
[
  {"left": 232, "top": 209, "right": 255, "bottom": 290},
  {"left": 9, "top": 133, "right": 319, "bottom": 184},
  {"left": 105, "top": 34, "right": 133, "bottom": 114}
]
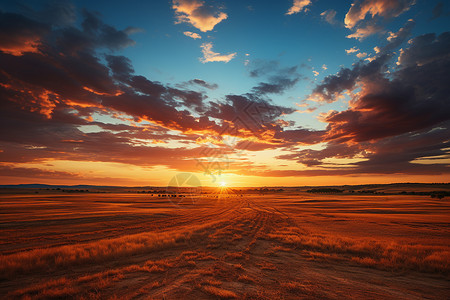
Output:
[{"left": 0, "top": 191, "right": 449, "bottom": 299}]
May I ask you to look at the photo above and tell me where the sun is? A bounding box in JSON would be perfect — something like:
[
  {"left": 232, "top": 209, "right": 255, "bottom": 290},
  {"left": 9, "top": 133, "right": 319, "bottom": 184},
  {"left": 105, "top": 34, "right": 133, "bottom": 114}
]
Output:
[{"left": 219, "top": 181, "right": 227, "bottom": 187}]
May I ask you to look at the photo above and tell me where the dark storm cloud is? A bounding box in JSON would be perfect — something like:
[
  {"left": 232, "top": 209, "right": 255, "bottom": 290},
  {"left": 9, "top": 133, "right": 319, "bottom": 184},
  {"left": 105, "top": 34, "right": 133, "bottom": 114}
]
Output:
[
  {"left": 310, "top": 19, "right": 415, "bottom": 103},
  {"left": 344, "top": 0, "right": 416, "bottom": 39},
  {"left": 80, "top": 10, "right": 136, "bottom": 50},
  {"left": 277, "top": 143, "right": 363, "bottom": 167},
  {"left": 252, "top": 76, "right": 299, "bottom": 95},
  {"left": 247, "top": 60, "right": 302, "bottom": 96},
  {"left": 0, "top": 11, "right": 49, "bottom": 55},
  {"left": 381, "top": 19, "right": 415, "bottom": 53},
  {"left": 0, "top": 165, "right": 81, "bottom": 179},
  {"left": 106, "top": 55, "right": 135, "bottom": 82},
  {"left": 276, "top": 31, "right": 450, "bottom": 175},
  {"left": 2, "top": 1, "right": 447, "bottom": 179},
  {"left": 397, "top": 32, "right": 450, "bottom": 67},
  {"left": 271, "top": 125, "right": 449, "bottom": 176},
  {"left": 273, "top": 128, "right": 326, "bottom": 146},
  {"left": 247, "top": 60, "right": 280, "bottom": 78},
  {"left": 431, "top": 2, "right": 444, "bottom": 20},
  {"left": 310, "top": 54, "right": 390, "bottom": 103},
  {"left": 206, "top": 94, "right": 295, "bottom": 137},
  {"left": 321, "top": 32, "right": 450, "bottom": 143}
]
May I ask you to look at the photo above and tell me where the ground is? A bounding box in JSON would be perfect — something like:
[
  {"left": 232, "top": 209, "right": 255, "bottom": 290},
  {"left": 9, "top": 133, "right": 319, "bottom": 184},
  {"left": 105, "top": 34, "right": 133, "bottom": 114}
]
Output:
[{"left": 0, "top": 188, "right": 449, "bottom": 299}]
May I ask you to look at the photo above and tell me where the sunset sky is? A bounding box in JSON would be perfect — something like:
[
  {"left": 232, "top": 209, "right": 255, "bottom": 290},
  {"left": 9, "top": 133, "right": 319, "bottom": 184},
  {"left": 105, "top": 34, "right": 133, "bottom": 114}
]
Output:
[{"left": 0, "top": 0, "right": 449, "bottom": 187}]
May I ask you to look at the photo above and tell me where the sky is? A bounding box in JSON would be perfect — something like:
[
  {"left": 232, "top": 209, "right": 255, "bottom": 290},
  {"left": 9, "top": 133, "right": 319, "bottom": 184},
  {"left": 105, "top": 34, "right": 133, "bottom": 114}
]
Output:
[{"left": 0, "top": 0, "right": 449, "bottom": 187}]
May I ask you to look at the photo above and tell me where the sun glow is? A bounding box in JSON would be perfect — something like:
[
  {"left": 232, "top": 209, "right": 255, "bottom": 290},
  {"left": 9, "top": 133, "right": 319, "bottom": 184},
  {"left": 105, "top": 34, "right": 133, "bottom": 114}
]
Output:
[{"left": 219, "top": 181, "right": 227, "bottom": 187}]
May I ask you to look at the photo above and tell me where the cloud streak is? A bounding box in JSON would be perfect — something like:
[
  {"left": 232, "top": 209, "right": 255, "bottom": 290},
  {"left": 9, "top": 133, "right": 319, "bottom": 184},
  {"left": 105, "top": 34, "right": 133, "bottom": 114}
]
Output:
[
  {"left": 183, "top": 31, "right": 201, "bottom": 39},
  {"left": 286, "top": 0, "right": 312, "bottom": 15},
  {"left": 199, "top": 42, "right": 236, "bottom": 63}
]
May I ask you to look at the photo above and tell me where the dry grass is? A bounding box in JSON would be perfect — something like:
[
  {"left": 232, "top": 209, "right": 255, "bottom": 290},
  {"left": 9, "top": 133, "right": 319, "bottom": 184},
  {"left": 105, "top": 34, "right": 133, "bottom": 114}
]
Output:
[
  {"left": 267, "top": 226, "right": 450, "bottom": 273},
  {"left": 0, "top": 227, "right": 198, "bottom": 279},
  {"left": 224, "top": 251, "right": 246, "bottom": 260},
  {"left": 280, "top": 281, "right": 318, "bottom": 297},
  {"left": 1, "top": 192, "right": 449, "bottom": 299},
  {"left": 237, "top": 274, "right": 255, "bottom": 284},
  {"left": 201, "top": 278, "right": 222, "bottom": 286},
  {"left": 202, "top": 285, "right": 238, "bottom": 299}
]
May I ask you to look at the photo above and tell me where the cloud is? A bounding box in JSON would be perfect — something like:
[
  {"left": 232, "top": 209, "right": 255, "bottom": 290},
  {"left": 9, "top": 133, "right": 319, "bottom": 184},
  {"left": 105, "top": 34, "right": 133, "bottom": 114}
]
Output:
[
  {"left": 172, "top": 0, "right": 227, "bottom": 32},
  {"left": 344, "top": 0, "right": 416, "bottom": 29},
  {"left": 183, "top": 31, "right": 201, "bottom": 39},
  {"left": 199, "top": 42, "right": 236, "bottom": 63},
  {"left": 0, "top": 4, "right": 302, "bottom": 178},
  {"left": 346, "top": 24, "right": 384, "bottom": 40},
  {"left": 252, "top": 77, "right": 299, "bottom": 95},
  {"left": 286, "top": 0, "right": 312, "bottom": 15},
  {"left": 274, "top": 126, "right": 449, "bottom": 175},
  {"left": 206, "top": 94, "right": 296, "bottom": 139},
  {"left": 322, "top": 64, "right": 328, "bottom": 70},
  {"left": 248, "top": 60, "right": 280, "bottom": 77},
  {"left": 187, "top": 79, "right": 218, "bottom": 90},
  {"left": 247, "top": 60, "right": 302, "bottom": 95},
  {"left": 345, "top": 46, "right": 360, "bottom": 54},
  {"left": 0, "top": 11, "right": 49, "bottom": 56},
  {"left": 296, "top": 107, "right": 317, "bottom": 114},
  {"left": 2, "top": 1, "right": 447, "bottom": 180},
  {"left": 431, "top": 2, "right": 444, "bottom": 19},
  {"left": 302, "top": 31, "right": 450, "bottom": 177},
  {"left": 308, "top": 54, "right": 391, "bottom": 102},
  {"left": 273, "top": 128, "right": 324, "bottom": 145},
  {"left": 397, "top": 32, "right": 450, "bottom": 67},
  {"left": 306, "top": 30, "right": 450, "bottom": 180},
  {"left": 20, "top": 0, "right": 77, "bottom": 27},
  {"left": 380, "top": 19, "right": 415, "bottom": 53},
  {"left": 0, "top": 165, "right": 82, "bottom": 180},
  {"left": 320, "top": 9, "right": 337, "bottom": 24},
  {"left": 356, "top": 52, "right": 367, "bottom": 58}
]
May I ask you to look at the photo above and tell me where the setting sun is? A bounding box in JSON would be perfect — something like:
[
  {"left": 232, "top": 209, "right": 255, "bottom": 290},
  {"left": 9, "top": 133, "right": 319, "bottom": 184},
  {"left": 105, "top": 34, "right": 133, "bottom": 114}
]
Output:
[{"left": 219, "top": 181, "right": 227, "bottom": 187}]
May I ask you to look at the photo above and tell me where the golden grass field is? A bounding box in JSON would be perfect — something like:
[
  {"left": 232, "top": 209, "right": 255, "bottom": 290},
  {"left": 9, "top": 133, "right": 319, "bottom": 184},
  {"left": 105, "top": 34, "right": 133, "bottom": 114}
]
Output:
[{"left": 0, "top": 187, "right": 449, "bottom": 299}]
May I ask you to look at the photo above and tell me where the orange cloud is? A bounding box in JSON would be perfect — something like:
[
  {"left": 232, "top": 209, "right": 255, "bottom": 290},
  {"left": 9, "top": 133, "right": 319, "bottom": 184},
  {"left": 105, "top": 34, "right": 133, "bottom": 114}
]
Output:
[
  {"left": 286, "top": 0, "right": 312, "bottom": 15},
  {"left": 0, "top": 11, "right": 48, "bottom": 56},
  {"left": 0, "top": 38, "right": 41, "bottom": 56},
  {"left": 183, "top": 31, "right": 202, "bottom": 39},
  {"left": 345, "top": 0, "right": 415, "bottom": 29},
  {"left": 345, "top": 46, "right": 360, "bottom": 54},
  {"left": 199, "top": 42, "right": 236, "bottom": 63},
  {"left": 356, "top": 52, "right": 367, "bottom": 58},
  {"left": 83, "top": 86, "right": 123, "bottom": 96},
  {"left": 172, "top": 0, "right": 227, "bottom": 32},
  {"left": 346, "top": 24, "right": 383, "bottom": 40}
]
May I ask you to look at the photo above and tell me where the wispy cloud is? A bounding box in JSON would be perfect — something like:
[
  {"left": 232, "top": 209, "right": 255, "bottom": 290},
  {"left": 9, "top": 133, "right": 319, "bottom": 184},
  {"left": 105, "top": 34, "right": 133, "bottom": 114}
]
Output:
[
  {"left": 345, "top": 0, "right": 415, "bottom": 29},
  {"left": 199, "top": 42, "right": 236, "bottom": 63},
  {"left": 286, "top": 0, "right": 312, "bottom": 15},
  {"left": 345, "top": 0, "right": 415, "bottom": 39},
  {"left": 345, "top": 46, "right": 360, "bottom": 54},
  {"left": 347, "top": 24, "right": 384, "bottom": 40},
  {"left": 356, "top": 52, "right": 367, "bottom": 58},
  {"left": 183, "top": 31, "right": 201, "bottom": 39},
  {"left": 320, "top": 9, "right": 337, "bottom": 24}
]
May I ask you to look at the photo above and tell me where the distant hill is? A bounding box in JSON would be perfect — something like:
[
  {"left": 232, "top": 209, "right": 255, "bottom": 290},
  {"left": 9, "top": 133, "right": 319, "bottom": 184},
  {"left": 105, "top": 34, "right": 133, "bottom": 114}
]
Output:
[
  {"left": 0, "top": 184, "right": 118, "bottom": 189},
  {"left": 0, "top": 183, "right": 448, "bottom": 191}
]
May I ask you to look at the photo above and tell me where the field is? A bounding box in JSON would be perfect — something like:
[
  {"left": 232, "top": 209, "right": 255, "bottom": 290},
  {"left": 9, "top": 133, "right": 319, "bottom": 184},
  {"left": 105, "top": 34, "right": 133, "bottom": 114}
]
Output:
[{"left": 0, "top": 187, "right": 449, "bottom": 299}]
